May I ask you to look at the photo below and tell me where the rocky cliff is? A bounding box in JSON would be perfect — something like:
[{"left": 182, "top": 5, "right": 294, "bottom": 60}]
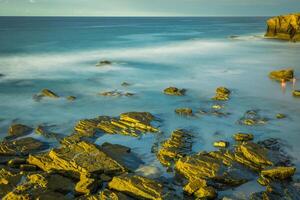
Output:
[{"left": 265, "top": 13, "right": 300, "bottom": 42}]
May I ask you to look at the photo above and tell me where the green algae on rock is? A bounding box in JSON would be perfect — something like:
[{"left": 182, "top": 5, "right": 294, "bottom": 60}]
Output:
[
  {"left": 265, "top": 13, "right": 300, "bottom": 42},
  {"left": 212, "top": 87, "right": 231, "bottom": 101},
  {"left": 276, "top": 113, "right": 287, "bottom": 119},
  {"left": 269, "top": 68, "right": 294, "bottom": 82},
  {"left": 108, "top": 175, "right": 164, "bottom": 200},
  {"left": 175, "top": 108, "right": 193, "bottom": 116},
  {"left": 157, "top": 129, "right": 193, "bottom": 167},
  {"left": 238, "top": 110, "right": 268, "bottom": 126},
  {"left": 163, "top": 87, "right": 186, "bottom": 96}
]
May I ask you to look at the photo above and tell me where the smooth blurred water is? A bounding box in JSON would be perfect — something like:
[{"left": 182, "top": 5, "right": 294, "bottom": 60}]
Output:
[{"left": 0, "top": 17, "right": 300, "bottom": 198}]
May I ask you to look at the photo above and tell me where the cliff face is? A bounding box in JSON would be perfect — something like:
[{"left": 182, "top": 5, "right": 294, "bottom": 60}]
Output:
[{"left": 265, "top": 13, "right": 300, "bottom": 42}]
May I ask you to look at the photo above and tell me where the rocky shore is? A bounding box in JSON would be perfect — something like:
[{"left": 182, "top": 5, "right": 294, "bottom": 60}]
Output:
[{"left": 265, "top": 13, "right": 300, "bottom": 42}]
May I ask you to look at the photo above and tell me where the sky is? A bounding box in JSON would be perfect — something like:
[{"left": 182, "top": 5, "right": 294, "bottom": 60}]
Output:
[{"left": 0, "top": 0, "right": 299, "bottom": 16}]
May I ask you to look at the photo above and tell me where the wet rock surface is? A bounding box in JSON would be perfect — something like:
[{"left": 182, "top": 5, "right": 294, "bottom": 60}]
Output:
[
  {"left": 212, "top": 87, "right": 231, "bottom": 101},
  {"left": 269, "top": 68, "right": 294, "bottom": 82},
  {"left": 157, "top": 129, "right": 193, "bottom": 167},
  {"left": 96, "top": 60, "right": 112, "bottom": 66},
  {"left": 100, "top": 90, "right": 134, "bottom": 97},
  {"left": 238, "top": 110, "right": 268, "bottom": 126},
  {"left": 175, "top": 108, "right": 193, "bottom": 116},
  {"left": 293, "top": 90, "right": 300, "bottom": 97},
  {"left": 163, "top": 87, "right": 186, "bottom": 96},
  {"left": 6, "top": 124, "right": 33, "bottom": 139},
  {"left": 265, "top": 13, "right": 300, "bottom": 42}
]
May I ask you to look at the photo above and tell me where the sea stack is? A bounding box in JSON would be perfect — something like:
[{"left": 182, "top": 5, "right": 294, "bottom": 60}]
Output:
[{"left": 265, "top": 13, "right": 300, "bottom": 42}]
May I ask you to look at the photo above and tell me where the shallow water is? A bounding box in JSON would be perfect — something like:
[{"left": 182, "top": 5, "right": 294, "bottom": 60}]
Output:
[{"left": 0, "top": 17, "right": 300, "bottom": 198}]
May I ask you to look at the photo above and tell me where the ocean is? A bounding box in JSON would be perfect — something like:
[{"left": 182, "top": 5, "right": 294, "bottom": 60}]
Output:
[{"left": 0, "top": 17, "right": 300, "bottom": 198}]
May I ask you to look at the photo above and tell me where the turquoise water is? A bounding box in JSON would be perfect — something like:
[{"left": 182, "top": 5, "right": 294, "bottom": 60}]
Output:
[{"left": 1, "top": 17, "right": 300, "bottom": 198}]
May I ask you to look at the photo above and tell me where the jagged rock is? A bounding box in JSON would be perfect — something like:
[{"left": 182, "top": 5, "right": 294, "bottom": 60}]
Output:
[
  {"left": 35, "top": 125, "right": 64, "bottom": 140},
  {"left": 7, "top": 124, "right": 33, "bottom": 139},
  {"left": 261, "top": 166, "right": 296, "bottom": 180},
  {"left": 0, "top": 168, "right": 23, "bottom": 198},
  {"left": 234, "top": 142, "right": 273, "bottom": 170},
  {"left": 157, "top": 129, "right": 193, "bottom": 167},
  {"left": 75, "top": 174, "right": 98, "bottom": 194},
  {"left": 238, "top": 110, "right": 267, "bottom": 126},
  {"left": 212, "top": 87, "right": 231, "bottom": 101},
  {"left": 78, "top": 189, "right": 134, "bottom": 200},
  {"left": 27, "top": 141, "right": 126, "bottom": 178},
  {"left": 175, "top": 108, "right": 193, "bottom": 116},
  {"left": 163, "top": 87, "right": 186, "bottom": 96},
  {"left": 67, "top": 96, "right": 76, "bottom": 101},
  {"left": 276, "top": 113, "right": 287, "bottom": 119},
  {"left": 97, "top": 112, "right": 158, "bottom": 137},
  {"left": 233, "top": 133, "right": 254, "bottom": 141},
  {"left": 96, "top": 60, "right": 112, "bottom": 67},
  {"left": 100, "top": 90, "right": 134, "bottom": 97},
  {"left": 40, "top": 89, "right": 59, "bottom": 98},
  {"left": 0, "top": 137, "right": 47, "bottom": 156},
  {"left": 213, "top": 141, "right": 229, "bottom": 148},
  {"left": 269, "top": 68, "right": 294, "bottom": 82},
  {"left": 293, "top": 90, "right": 300, "bottom": 97},
  {"left": 108, "top": 175, "right": 164, "bottom": 200},
  {"left": 265, "top": 13, "right": 300, "bottom": 42},
  {"left": 194, "top": 186, "right": 217, "bottom": 199},
  {"left": 3, "top": 173, "right": 75, "bottom": 200}
]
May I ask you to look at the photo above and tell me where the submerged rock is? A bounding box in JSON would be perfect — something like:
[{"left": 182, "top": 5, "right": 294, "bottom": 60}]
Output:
[
  {"left": 121, "top": 82, "right": 131, "bottom": 87},
  {"left": 175, "top": 108, "right": 193, "bottom": 116},
  {"left": 265, "top": 13, "right": 300, "bottom": 42},
  {"left": 276, "top": 113, "right": 287, "bottom": 119},
  {"left": 238, "top": 110, "right": 267, "bottom": 126},
  {"left": 35, "top": 125, "right": 64, "bottom": 140},
  {"left": 100, "top": 90, "right": 134, "bottom": 97},
  {"left": 212, "top": 87, "right": 231, "bottom": 101},
  {"left": 269, "top": 68, "right": 294, "bottom": 82},
  {"left": 67, "top": 96, "right": 76, "bottom": 101},
  {"left": 157, "top": 129, "right": 193, "bottom": 167},
  {"left": 7, "top": 124, "right": 33, "bottom": 139},
  {"left": 108, "top": 175, "right": 164, "bottom": 200},
  {"left": 163, "top": 87, "right": 186, "bottom": 96},
  {"left": 96, "top": 60, "right": 112, "bottom": 67},
  {"left": 292, "top": 90, "right": 300, "bottom": 97}
]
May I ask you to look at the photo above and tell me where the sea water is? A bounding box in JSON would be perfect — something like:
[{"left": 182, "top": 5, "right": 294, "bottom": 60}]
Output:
[{"left": 0, "top": 17, "right": 300, "bottom": 198}]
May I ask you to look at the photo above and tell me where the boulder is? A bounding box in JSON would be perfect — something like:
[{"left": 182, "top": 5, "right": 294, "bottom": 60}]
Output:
[
  {"left": 269, "top": 68, "right": 294, "bottom": 82},
  {"left": 163, "top": 87, "right": 186, "bottom": 96},
  {"left": 212, "top": 87, "right": 231, "bottom": 101},
  {"left": 108, "top": 175, "right": 164, "bottom": 200},
  {"left": 75, "top": 174, "right": 98, "bottom": 195},
  {"left": 0, "top": 168, "right": 23, "bottom": 198},
  {"left": 157, "top": 129, "right": 193, "bottom": 167},
  {"left": 238, "top": 110, "right": 267, "bottom": 126},
  {"left": 27, "top": 141, "right": 127, "bottom": 178},
  {"left": 265, "top": 13, "right": 300, "bottom": 42}
]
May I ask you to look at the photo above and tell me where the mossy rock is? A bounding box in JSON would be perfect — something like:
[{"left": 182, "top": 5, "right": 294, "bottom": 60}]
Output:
[
  {"left": 234, "top": 133, "right": 254, "bottom": 141},
  {"left": 175, "top": 108, "right": 193, "bottom": 116},
  {"left": 212, "top": 87, "right": 231, "bottom": 101}
]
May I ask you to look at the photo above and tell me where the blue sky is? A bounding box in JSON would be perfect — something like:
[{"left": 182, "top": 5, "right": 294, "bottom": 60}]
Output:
[{"left": 0, "top": 0, "right": 299, "bottom": 16}]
